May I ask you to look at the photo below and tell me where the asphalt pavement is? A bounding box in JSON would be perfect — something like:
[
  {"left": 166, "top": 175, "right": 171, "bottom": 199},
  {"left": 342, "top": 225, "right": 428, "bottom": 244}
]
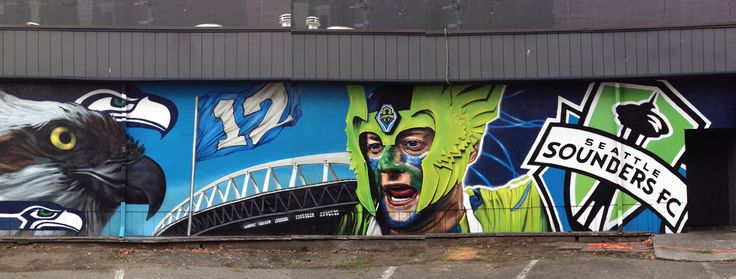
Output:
[
  {"left": 655, "top": 230, "right": 736, "bottom": 262},
  {"left": 1, "top": 257, "right": 736, "bottom": 279},
  {"left": 1, "top": 231, "right": 736, "bottom": 279}
]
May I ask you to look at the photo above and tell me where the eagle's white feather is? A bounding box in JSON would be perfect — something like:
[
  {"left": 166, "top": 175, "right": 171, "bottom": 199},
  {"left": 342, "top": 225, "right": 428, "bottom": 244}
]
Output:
[
  {"left": 0, "top": 92, "right": 112, "bottom": 235},
  {"left": 0, "top": 164, "right": 104, "bottom": 235},
  {"left": 0, "top": 91, "right": 93, "bottom": 136}
]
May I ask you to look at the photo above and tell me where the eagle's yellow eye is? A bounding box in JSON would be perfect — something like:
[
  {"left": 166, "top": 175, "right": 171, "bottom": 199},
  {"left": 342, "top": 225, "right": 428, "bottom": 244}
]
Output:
[{"left": 49, "top": 127, "right": 76, "bottom": 151}]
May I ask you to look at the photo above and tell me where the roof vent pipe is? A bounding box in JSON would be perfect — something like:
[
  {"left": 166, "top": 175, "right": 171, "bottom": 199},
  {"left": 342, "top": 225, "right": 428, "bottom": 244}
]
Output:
[
  {"left": 279, "top": 14, "right": 292, "bottom": 27},
  {"left": 306, "top": 16, "right": 320, "bottom": 30}
]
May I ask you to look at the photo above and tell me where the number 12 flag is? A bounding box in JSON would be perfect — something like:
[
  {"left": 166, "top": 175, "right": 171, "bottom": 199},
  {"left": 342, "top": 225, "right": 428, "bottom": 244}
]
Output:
[{"left": 195, "top": 82, "right": 301, "bottom": 161}]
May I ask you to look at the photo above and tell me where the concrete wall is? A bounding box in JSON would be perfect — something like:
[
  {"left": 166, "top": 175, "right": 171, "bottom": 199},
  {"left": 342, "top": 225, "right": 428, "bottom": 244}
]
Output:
[{"left": 0, "top": 78, "right": 733, "bottom": 237}]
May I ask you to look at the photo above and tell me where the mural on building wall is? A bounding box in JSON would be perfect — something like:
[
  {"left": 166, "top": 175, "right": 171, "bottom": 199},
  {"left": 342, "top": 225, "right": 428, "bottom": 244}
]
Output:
[
  {"left": 524, "top": 81, "right": 709, "bottom": 233},
  {"left": 0, "top": 201, "right": 85, "bottom": 233},
  {"left": 74, "top": 85, "right": 178, "bottom": 137},
  {"left": 195, "top": 82, "right": 300, "bottom": 161},
  {"left": 0, "top": 79, "right": 732, "bottom": 236},
  {"left": 0, "top": 89, "right": 167, "bottom": 235},
  {"left": 338, "top": 85, "right": 546, "bottom": 235}
]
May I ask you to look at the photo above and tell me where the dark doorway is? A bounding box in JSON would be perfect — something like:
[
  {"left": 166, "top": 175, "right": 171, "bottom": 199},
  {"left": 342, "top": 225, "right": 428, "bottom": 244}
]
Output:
[{"left": 685, "top": 128, "right": 736, "bottom": 227}]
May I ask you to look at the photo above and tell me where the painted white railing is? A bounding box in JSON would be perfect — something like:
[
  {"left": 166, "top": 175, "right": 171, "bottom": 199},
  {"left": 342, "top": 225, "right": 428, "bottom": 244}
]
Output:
[{"left": 152, "top": 152, "right": 351, "bottom": 236}]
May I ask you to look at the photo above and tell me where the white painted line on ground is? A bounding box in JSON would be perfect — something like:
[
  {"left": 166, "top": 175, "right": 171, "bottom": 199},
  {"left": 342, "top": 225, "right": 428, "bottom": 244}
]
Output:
[
  {"left": 701, "top": 262, "right": 718, "bottom": 279},
  {"left": 114, "top": 269, "right": 125, "bottom": 279},
  {"left": 381, "top": 266, "right": 397, "bottom": 279},
  {"left": 516, "top": 259, "right": 540, "bottom": 279}
]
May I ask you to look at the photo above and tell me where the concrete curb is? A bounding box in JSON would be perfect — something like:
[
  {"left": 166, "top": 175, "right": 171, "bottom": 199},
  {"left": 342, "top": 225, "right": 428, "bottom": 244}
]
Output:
[
  {"left": 653, "top": 232, "right": 736, "bottom": 262},
  {"left": 0, "top": 232, "right": 653, "bottom": 251},
  {"left": 0, "top": 231, "right": 653, "bottom": 243}
]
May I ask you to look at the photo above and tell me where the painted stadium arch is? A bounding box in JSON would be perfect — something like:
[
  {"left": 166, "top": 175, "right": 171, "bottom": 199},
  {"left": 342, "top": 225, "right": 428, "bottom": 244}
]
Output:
[{"left": 0, "top": 79, "right": 733, "bottom": 236}]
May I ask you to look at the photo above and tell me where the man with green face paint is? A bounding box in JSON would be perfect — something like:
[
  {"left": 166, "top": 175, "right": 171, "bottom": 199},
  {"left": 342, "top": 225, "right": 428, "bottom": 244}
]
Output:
[{"left": 339, "top": 85, "right": 548, "bottom": 235}]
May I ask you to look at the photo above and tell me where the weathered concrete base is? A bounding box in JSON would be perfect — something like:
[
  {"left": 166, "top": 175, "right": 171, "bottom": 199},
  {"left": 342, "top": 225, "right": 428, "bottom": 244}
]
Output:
[
  {"left": 555, "top": 242, "right": 586, "bottom": 250},
  {"left": 654, "top": 231, "right": 736, "bottom": 261},
  {"left": 0, "top": 231, "right": 652, "bottom": 251}
]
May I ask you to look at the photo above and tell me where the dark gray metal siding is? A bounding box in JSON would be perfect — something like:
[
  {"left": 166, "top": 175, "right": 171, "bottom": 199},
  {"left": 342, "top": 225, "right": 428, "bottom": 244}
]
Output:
[
  {"left": 0, "top": 30, "right": 291, "bottom": 80},
  {"left": 298, "top": 29, "right": 736, "bottom": 81},
  {"left": 2, "top": 28, "right": 736, "bottom": 81}
]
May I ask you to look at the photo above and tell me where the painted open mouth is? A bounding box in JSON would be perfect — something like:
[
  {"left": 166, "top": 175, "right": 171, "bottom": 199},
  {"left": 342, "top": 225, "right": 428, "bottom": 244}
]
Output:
[{"left": 383, "top": 184, "right": 419, "bottom": 207}]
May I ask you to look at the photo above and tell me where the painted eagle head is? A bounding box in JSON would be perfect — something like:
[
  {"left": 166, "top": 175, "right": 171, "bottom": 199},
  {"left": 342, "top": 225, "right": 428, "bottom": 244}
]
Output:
[{"left": 0, "top": 91, "right": 166, "bottom": 235}]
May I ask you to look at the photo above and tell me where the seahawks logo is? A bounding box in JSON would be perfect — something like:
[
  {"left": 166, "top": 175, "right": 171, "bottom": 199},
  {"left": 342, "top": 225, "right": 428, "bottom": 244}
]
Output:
[
  {"left": 75, "top": 86, "right": 178, "bottom": 137},
  {"left": 0, "top": 202, "right": 85, "bottom": 233}
]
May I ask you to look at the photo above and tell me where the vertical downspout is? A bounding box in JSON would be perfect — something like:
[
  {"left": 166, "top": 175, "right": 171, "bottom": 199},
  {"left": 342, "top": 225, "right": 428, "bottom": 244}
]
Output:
[
  {"left": 615, "top": 84, "right": 624, "bottom": 233},
  {"left": 444, "top": 28, "right": 451, "bottom": 86},
  {"left": 118, "top": 86, "right": 128, "bottom": 238}
]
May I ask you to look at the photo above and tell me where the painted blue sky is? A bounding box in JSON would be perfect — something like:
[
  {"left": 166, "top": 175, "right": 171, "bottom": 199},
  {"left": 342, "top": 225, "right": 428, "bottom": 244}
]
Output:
[{"left": 104, "top": 83, "right": 351, "bottom": 236}]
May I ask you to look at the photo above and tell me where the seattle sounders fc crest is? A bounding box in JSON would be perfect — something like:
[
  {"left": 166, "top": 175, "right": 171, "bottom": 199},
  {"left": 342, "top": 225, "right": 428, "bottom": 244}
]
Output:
[
  {"left": 523, "top": 81, "right": 710, "bottom": 233},
  {"left": 376, "top": 104, "right": 400, "bottom": 133}
]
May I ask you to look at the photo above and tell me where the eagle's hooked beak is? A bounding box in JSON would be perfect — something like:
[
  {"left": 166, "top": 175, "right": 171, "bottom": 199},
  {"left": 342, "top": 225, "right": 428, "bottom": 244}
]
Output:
[
  {"left": 73, "top": 154, "right": 166, "bottom": 219},
  {"left": 124, "top": 156, "right": 166, "bottom": 219}
]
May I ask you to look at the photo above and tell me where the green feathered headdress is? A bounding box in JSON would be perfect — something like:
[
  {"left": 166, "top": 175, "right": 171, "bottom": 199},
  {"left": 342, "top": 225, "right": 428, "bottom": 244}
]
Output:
[{"left": 345, "top": 84, "right": 504, "bottom": 216}]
